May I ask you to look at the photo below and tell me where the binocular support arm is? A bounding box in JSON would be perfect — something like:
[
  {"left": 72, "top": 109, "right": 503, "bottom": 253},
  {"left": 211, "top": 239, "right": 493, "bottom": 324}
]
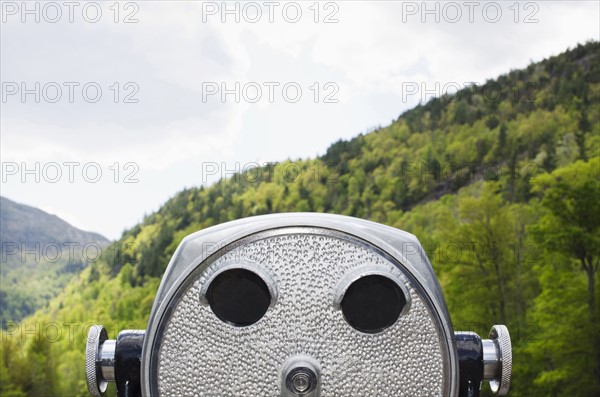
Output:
[
  {"left": 86, "top": 326, "right": 144, "bottom": 397},
  {"left": 455, "top": 325, "right": 512, "bottom": 397},
  {"left": 86, "top": 324, "right": 511, "bottom": 397}
]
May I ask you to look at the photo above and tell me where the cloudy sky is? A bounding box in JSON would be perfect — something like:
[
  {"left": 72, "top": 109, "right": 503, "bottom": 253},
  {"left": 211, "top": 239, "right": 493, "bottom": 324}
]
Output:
[{"left": 1, "top": 0, "right": 599, "bottom": 239}]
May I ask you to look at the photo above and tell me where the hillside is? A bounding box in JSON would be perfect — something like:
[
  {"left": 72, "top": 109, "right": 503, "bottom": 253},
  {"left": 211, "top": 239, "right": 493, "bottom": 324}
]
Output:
[
  {"left": 0, "top": 197, "right": 107, "bottom": 248},
  {"left": 1, "top": 41, "right": 598, "bottom": 397},
  {"left": 0, "top": 197, "right": 109, "bottom": 326}
]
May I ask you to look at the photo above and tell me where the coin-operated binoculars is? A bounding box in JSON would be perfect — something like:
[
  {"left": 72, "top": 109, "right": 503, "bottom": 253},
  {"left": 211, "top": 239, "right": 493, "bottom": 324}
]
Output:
[{"left": 86, "top": 213, "right": 511, "bottom": 397}]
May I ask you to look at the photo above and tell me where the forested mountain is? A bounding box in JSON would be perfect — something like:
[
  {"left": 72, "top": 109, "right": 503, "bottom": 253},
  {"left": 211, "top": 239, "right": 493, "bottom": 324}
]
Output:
[
  {"left": 0, "top": 197, "right": 109, "bottom": 326},
  {"left": 0, "top": 197, "right": 107, "bottom": 245},
  {"left": 1, "top": 41, "right": 598, "bottom": 397}
]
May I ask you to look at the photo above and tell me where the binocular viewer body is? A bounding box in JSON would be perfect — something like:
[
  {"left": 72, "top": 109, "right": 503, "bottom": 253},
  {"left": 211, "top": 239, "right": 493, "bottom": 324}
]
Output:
[{"left": 87, "top": 213, "right": 511, "bottom": 397}]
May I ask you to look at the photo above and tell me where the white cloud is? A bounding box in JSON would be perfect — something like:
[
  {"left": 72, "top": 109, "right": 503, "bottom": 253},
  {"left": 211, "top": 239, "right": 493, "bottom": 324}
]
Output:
[
  {"left": 311, "top": 1, "right": 599, "bottom": 97},
  {"left": 1, "top": 1, "right": 598, "bottom": 239},
  {"left": 1, "top": 107, "right": 245, "bottom": 171}
]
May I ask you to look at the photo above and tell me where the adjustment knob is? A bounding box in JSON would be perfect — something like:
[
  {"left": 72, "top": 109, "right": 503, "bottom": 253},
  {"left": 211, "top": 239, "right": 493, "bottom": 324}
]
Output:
[
  {"left": 86, "top": 325, "right": 115, "bottom": 397},
  {"left": 483, "top": 324, "right": 512, "bottom": 396}
]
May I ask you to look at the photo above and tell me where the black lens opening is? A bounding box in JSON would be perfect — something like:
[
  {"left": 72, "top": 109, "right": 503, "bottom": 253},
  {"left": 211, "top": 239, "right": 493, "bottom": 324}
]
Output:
[
  {"left": 341, "top": 274, "right": 406, "bottom": 333},
  {"left": 206, "top": 268, "right": 271, "bottom": 326}
]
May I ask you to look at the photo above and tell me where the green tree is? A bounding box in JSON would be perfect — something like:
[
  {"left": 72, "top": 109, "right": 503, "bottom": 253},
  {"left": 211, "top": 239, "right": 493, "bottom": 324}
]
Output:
[
  {"left": 523, "top": 248, "right": 597, "bottom": 396},
  {"left": 25, "top": 334, "right": 58, "bottom": 396},
  {"left": 0, "top": 337, "right": 26, "bottom": 397},
  {"left": 530, "top": 157, "right": 600, "bottom": 392},
  {"left": 438, "top": 184, "right": 534, "bottom": 325}
]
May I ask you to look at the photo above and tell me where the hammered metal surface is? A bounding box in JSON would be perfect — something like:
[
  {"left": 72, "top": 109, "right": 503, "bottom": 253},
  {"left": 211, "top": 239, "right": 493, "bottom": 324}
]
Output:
[{"left": 156, "top": 233, "right": 446, "bottom": 396}]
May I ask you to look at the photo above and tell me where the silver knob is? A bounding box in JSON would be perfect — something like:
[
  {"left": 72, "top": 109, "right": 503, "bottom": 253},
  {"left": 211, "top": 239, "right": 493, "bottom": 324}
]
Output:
[
  {"left": 282, "top": 356, "right": 321, "bottom": 397},
  {"left": 286, "top": 367, "right": 318, "bottom": 395},
  {"left": 86, "top": 325, "right": 116, "bottom": 397},
  {"left": 482, "top": 324, "right": 512, "bottom": 395}
]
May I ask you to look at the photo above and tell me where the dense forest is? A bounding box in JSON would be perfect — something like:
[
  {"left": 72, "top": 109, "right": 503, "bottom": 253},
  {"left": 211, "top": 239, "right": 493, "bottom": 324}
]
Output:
[{"left": 1, "top": 41, "right": 598, "bottom": 397}]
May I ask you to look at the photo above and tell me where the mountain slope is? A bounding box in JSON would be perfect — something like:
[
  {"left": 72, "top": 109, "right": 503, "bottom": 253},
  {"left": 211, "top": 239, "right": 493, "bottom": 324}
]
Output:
[
  {"left": 0, "top": 196, "right": 109, "bottom": 326},
  {"left": 1, "top": 41, "right": 599, "bottom": 397},
  {"left": 0, "top": 197, "right": 107, "bottom": 249}
]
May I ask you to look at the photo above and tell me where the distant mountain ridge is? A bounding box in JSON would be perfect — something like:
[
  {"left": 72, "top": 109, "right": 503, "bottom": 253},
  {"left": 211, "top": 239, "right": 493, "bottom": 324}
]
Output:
[
  {"left": 0, "top": 196, "right": 109, "bottom": 326},
  {"left": 0, "top": 196, "right": 108, "bottom": 249}
]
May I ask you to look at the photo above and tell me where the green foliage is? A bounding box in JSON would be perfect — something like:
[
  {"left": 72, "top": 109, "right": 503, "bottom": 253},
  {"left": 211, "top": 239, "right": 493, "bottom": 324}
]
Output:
[
  {"left": 0, "top": 338, "right": 26, "bottom": 397},
  {"left": 522, "top": 253, "right": 598, "bottom": 396},
  {"left": 527, "top": 158, "right": 600, "bottom": 395},
  {"left": 530, "top": 158, "right": 600, "bottom": 267},
  {"left": 434, "top": 184, "right": 538, "bottom": 325},
  {"left": 2, "top": 41, "right": 599, "bottom": 396}
]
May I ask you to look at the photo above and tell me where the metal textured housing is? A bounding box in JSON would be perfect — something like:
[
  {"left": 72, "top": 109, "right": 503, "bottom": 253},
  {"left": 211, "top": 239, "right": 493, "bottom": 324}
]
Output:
[{"left": 140, "top": 213, "right": 460, "bottom": 396}]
